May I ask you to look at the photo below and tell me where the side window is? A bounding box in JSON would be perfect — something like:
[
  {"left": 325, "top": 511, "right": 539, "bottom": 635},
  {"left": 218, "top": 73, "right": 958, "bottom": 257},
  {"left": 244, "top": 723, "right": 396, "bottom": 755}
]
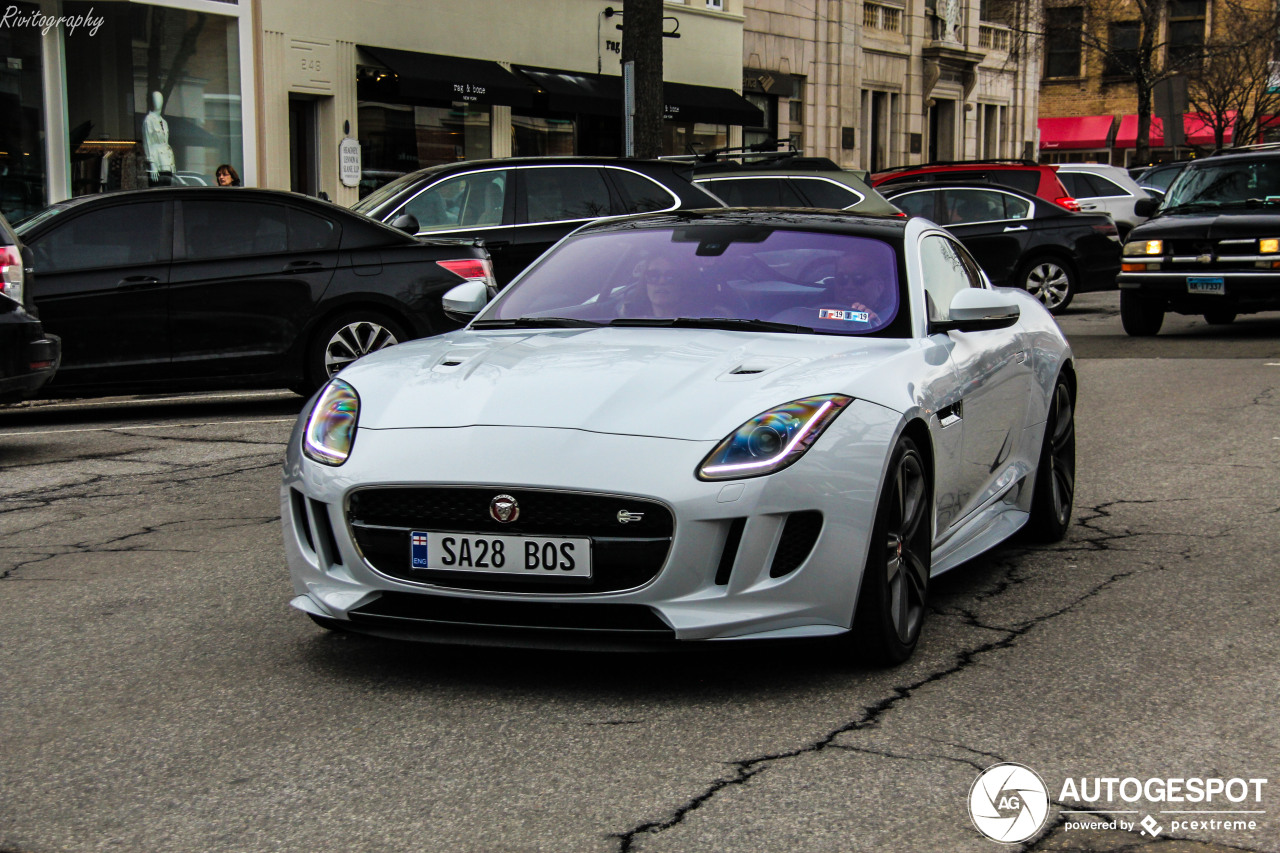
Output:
[
  {"left": 1085, "top": 175, "right": 1129, "bottom": 198},
  {"left": 288, "top": 208, "right": 341, "bottom": 252},
  {"left": 989, "top": 170, "right": 1041, "bottom": 194},
  {"left": 893, "top": 190, "right": 938, "bottom": 220},
  {"left": 34, "top": 203, "right": 169, "bottom": 272},
  {"left": 920, "top": 234, "right": 979, "bottom": 323},
  {"left": 940, "top": 189, "right": 1005, "bottom": 224},
  {"left": 793, "top": 178, "right": 863, "bottom": 209},
  {"left": 183, "top": 201, "right": 287, "bottom": 260},
  {"left": 1057, "top": 172, "right": 1091, "bottom": 198},
  {"left": 404, "top": 171, "right": 508, "bottom": 231},
  {"left": 524, "top": 167, "right": 613, "bottom": 223},
  {"left": 698, "top": 177, "right": 807, "bottom": 207},
  {"left": 1001, "top": 193, "right": 1034, "bottom": 220},
  {"left": 610, "top": 169, "right": 678, "bottom": 213}
]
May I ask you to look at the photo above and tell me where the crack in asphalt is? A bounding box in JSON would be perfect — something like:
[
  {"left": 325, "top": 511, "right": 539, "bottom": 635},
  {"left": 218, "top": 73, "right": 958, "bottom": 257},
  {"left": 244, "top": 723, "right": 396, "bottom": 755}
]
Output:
[{"left": 610, "top": 533, "right": 1149, "bottom": 852}]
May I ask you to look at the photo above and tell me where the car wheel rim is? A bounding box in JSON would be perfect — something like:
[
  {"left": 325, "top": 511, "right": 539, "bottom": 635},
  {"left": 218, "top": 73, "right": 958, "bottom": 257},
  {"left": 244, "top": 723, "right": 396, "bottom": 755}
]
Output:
[
  {"left": 1046, "top": 384, "right": 1076, "bottom": 526},
  {"left": 324, "top": 321, "right": 399, "bottom": 377},
  {"left": 1026, "top": 263, "right": 1070, "bottom": 310},
  {"left": 884, "top": 451, "right": 928, "bottom": 644}
]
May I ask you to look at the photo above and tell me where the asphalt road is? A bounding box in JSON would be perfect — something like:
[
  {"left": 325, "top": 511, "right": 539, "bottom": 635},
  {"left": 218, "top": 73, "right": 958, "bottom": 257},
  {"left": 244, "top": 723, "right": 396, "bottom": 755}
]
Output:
[{"left": 1, "top": 295, "right": 1278, "bottom": 853}]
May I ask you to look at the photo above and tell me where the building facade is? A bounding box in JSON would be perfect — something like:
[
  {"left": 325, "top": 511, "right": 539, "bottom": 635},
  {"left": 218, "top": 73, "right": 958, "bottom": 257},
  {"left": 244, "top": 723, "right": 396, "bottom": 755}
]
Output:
[{"left": 740, "top": 0, "right": 1042, "bottom": 171}]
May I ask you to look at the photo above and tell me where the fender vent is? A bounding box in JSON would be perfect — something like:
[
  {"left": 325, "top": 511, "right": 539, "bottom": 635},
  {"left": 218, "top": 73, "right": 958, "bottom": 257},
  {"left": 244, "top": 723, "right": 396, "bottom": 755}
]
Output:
[
  {"left": 730, "top": 366, "right": 765, "bottom": 375},
  {"left": 769, "top": 511, "right": 823, "bottom": 578}
]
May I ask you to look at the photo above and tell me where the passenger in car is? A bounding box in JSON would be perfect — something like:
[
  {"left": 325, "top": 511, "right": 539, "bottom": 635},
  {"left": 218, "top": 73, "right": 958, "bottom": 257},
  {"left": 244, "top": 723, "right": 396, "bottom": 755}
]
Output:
[{"left": 621, "top": 255, "right": 731, "bottom": 319}]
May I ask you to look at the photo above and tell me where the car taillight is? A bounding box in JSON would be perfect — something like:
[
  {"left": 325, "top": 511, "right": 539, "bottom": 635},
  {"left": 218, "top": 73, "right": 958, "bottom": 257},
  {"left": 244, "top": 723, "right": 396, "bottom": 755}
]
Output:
[
  {"left": 0, "top": 245, "right": 23, "bottom": 303},
  {"left": 437, "top": 258, "right": 495, "bottom": 287},
  {"left": 1056, "top": 196, "right": 1081, "bottom": 212}
]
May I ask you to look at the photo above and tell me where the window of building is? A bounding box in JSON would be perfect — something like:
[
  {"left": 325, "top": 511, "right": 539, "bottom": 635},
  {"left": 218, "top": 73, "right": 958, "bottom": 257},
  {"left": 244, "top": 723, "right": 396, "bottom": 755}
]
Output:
[
  {"left": 1167, "top": 0, "right": 1207, "bottom": 70},
  {"left": 787, "top": 79, "right": 805, "bottom": 150},
  {"left": 662, "top": 122, "right": 726, "bottom": 156},
  {"left": 512, "top": 115, "right": 575, "bottom": 157},
  {"left": 357, "top": 101, "right": 492, "bottom": 196},
  {"left": 1044, "top": 7, "right": 1084, "bottom": 78},
  {"left": 1104, "top": 21, "right": 1141, "bottom": 77},
  {"left": 64, "top": 2, "right": 243, "bottom": 197},
  {"left": 0, "top": 1, "right": 46, "bottom": 222},
  {"left": 864, "top": 3, "right": 903, "bottom": 32}
]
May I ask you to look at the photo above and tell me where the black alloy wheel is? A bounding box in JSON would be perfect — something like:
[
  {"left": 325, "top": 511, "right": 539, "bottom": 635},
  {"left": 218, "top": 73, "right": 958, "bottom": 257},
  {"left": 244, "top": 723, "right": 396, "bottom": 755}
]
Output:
[
  {"left": 1119, "top": 290, "right": 1165, "bottom": 336},
  {"left": 1019, "top": 257, "right": 1076, "bottom": 313},
  {"left": 305, "top": 310, "right": 409, "bottom": 392},
  {"left": 1025, "top": 378, "right": 1076, "bottom": 542},
  {"left": 851, "top": 436, "right": 932, "bottom": 666}
]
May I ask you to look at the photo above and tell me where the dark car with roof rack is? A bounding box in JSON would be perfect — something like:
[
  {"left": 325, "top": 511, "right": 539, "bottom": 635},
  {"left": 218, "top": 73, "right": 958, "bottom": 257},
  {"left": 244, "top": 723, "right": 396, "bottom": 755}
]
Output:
[
  {"left": 1118, "top": 144, "right": 1280, "bottom": 335},
  {"left": 871, "top": 159, "right": 1080, "bottom": 212}
]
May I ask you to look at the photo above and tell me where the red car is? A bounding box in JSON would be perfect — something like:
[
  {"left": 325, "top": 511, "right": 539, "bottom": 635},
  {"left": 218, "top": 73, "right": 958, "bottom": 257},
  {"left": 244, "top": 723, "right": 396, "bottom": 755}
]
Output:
[{"left": 871, "top": 160, "right": 1080, "bottom": 212}]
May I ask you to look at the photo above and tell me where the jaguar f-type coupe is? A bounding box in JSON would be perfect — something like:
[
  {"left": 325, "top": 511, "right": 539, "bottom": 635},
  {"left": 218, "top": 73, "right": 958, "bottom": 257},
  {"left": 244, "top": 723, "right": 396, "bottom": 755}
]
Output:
[{"left": 282, "top": 210, "right": 1076, "bottom": 665}]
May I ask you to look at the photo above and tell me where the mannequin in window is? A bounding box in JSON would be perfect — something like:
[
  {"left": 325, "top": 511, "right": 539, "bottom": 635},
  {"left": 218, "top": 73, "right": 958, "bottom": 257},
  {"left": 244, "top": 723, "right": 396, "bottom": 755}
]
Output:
[{"left": 143, "top": 91, "right": 176, "bottom": 184}]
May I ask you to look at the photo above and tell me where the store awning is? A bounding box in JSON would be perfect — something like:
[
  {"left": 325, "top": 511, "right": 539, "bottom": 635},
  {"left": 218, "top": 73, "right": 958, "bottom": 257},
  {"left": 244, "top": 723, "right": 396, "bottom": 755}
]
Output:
[
  {"left": 1114, "top": 112, "right": 1235, "bottom": 148},
  {"left": 358, "top": 46, "right": 535, "bottom": 108},
  {"left": 1038, "top": 115, "right": 1118, "bottom": 150},
  {"left": 514, "top": 66, "right": 764, "bottom": 126}
]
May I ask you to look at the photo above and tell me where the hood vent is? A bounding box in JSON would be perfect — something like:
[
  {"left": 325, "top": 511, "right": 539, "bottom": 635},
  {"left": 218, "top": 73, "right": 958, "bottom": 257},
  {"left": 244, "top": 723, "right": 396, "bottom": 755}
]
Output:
[{"left": 722, "top": 357, "right": 797, "bottom": 380}]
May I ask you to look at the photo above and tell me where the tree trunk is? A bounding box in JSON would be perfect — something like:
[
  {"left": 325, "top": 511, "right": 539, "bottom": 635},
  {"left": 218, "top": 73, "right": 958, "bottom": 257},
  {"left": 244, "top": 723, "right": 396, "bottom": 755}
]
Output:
[{"left": 622, "top": 0, "right": 664, "bottom": 158}]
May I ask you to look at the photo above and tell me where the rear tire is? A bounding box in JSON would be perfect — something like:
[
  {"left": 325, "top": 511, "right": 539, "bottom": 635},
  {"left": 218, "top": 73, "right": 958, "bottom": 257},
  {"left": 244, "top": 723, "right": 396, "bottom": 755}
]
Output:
[
  {"left": 850, "top": 436, "right": 932, "bottom": 666},
  {"left": 1203, "top": 309, "right": 1237, "bottom": 325},
  {"left": 1025, "top": 378, "right": 1075, "bottom": 543},
  {"left": 304, "top": 309, "right": 409, "bottom": 392},
  {"left": 1019, "top": 257, "right": 1076, "bottom": 313},
  {"left": 1120, "top": 290, "right": 1164, "bottom": 336}
]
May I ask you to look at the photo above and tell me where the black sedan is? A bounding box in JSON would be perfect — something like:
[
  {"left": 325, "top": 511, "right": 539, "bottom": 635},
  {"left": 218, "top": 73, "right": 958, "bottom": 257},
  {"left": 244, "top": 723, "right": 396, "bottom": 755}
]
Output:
[
  {"left": 351, "top": 157, "right": 724, "bottom": 285},
  {"left": 16, "top": 187, "right": 494, "bottom": 395},
  {"left": 881, "top": 182, "right": 1121, "bottom": 312}
]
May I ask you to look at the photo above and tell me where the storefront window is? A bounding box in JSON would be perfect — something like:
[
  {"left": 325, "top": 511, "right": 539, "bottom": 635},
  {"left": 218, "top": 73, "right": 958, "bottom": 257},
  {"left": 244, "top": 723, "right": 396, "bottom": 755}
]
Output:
[
  {"left": 64, "top": 2, "right": 242, "bottom": 196},
  {"left": 0, "top": 1, "right": 46, "bottom": 221},
  {"left": 358, "top": 100, "right": 491, "bottom": 196},
  {"left": 512, "top": 114, "right": 574, "bottom": 157},
  {"left": 663, "top": 122, "right": 727, "bottom": 156}
]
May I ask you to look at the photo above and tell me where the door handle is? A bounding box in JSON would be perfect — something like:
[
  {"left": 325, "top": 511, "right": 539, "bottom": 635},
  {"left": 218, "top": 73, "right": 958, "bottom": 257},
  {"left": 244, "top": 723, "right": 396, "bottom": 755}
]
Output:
[
  {"left": 117, "top": 275, "right": 160, "bottom": 289},
  {"left": 1002, "top": 225, "right": 1028, "bottom": 232},
  {"left": 284, "top": 260, "right": 324, "bottom": 271}
]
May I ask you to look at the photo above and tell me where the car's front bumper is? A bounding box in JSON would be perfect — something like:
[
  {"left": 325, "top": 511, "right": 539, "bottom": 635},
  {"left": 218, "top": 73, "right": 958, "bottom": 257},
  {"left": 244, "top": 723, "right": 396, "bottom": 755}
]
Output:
[
  {"left": 281, "top": 400, "right": 903, "bottom": 646},
  {"left": 1118, "top": 269, "right": 1280, "bottom": 313}
]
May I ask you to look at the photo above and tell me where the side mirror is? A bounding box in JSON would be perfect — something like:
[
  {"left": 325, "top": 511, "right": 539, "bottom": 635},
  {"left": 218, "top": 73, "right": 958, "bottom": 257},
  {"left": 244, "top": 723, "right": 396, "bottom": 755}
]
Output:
[
  {"left": 933, "top": 288, "right": 1020, "bottom": 333},
  {"left": 1134, "top": 196, "right": 1159, "bottom": 217},
  {"left": 390, "top": 213, "right": 420, "bottom": 234},
  {"left": 442, "top": 280, "right": 490, "bottom": 322}
]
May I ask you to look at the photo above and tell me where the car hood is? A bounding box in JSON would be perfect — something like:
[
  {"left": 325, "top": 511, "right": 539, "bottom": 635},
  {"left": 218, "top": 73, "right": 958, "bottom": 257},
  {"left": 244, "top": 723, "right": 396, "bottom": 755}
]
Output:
[
  {"left": 340, "top": 328, "right": 919, "bottom": 440},
  {"left": 1134, "top": 211, "right": 1280, "bottom": 240}
]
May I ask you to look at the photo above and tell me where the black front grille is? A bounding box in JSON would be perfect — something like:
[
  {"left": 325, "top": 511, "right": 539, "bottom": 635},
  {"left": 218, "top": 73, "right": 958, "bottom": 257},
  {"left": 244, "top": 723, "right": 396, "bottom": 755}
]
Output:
[
  {"left": 347, "top": 487, "right": 674, "bottom": 593},
  {"left": 1166, "top": 239, "right": 1216, "bottom": 256},
  {"left": 351, "top": 591, "right": 673, "bottom": 634}
]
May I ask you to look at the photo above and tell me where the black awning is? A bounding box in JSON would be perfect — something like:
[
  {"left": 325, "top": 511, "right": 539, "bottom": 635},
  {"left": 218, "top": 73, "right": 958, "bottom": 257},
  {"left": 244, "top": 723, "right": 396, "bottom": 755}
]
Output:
[
  {"left": 358, "top": 46, "right": 534, "bottom": 108},
  {"left": 514, "top": 65, "right": 764, "bottom": 127}
]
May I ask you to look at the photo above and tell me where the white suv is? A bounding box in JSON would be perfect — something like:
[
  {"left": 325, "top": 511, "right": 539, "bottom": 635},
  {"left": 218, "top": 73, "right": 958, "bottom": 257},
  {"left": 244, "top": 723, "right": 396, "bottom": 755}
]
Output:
[{"left": 1054, "top": 163, "right": 1157, "bottom": 239}]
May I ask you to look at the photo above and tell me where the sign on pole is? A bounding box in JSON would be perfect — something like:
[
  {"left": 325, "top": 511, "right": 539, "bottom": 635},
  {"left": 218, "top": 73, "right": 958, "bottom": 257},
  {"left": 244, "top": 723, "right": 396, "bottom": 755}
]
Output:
[{"left": 623, "top": 61, "right": 635, "bottom": 157}]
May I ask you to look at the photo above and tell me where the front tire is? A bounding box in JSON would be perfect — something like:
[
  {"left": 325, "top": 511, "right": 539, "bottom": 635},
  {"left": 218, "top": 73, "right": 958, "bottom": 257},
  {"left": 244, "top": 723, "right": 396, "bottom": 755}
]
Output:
[
  {"left": 1025, "top": 378, "right": 1076, "bottom": 543},
  {"left": 305, "top": 310, "right": 408, "bottom": 392},
  {"left": 1020, "top": 257, "right": 1076, "bottom": 313},
  {"left": 851, "top": 436, "right": 932, "bottom": 666},
  {"left": 1120, "top": 290, "right": 1164, "bottom": 336}
]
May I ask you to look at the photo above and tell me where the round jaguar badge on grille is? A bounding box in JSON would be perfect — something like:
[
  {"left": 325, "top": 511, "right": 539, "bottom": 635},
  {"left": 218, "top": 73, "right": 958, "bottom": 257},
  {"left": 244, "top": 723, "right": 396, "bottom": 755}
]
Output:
[{"left": 489, "top": 494, "right": 520, "bottom": 523}]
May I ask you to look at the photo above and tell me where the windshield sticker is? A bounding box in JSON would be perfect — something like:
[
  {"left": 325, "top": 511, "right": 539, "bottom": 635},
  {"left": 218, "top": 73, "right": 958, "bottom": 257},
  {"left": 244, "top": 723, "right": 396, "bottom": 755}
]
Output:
[{"left": 818, "top": 308, "right": 872, "bottom": 323}]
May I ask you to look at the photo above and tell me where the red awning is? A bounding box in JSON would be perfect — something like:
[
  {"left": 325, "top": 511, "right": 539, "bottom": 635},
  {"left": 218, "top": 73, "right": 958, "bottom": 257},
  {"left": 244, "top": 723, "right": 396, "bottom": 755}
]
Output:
[
  {"left": 1038, "top": 115, "right": 1118, "bottom": 150},
  {"left": 1114, "top": 112, "right": 1236, "bottom": 148}
]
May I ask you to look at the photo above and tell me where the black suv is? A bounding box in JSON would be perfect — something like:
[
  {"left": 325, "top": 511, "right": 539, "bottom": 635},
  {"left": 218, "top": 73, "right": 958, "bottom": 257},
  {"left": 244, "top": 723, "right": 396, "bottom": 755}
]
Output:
[
  {"left": 352, "top": 157, "right": 723, "bottom": 285},
  {"left": 1119, "top": 146, "right": 1280, "bottom": 335}
]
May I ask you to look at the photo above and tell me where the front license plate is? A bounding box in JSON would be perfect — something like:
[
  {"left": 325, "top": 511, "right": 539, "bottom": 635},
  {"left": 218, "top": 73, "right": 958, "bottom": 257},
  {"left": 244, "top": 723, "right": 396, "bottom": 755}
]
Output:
[
  {"left": 410, "top": 531, "right": 591, "bottom": 578},
  {"left": 1187, "top": 276, "right": 1225, "bottom": 295}
]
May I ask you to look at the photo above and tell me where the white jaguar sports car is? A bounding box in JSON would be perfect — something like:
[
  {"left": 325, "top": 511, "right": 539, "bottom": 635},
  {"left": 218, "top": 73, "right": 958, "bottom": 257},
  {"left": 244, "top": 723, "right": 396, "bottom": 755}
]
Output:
[{"left": 282, "top": 210, "right": 1076, "bottom": 664}]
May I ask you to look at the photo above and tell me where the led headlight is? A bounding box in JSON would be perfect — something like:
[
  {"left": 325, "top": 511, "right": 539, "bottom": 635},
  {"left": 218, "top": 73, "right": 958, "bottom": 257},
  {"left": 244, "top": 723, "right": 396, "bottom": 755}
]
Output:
[
  {"left": 1122, "top": 239, "right": 1163, "bottom": 256},
  {"left": 303, "top": 379, "right": 359, "bottom": 466},
  {"left": 697, "top": 394, "right": 852, "bottom": 481}
]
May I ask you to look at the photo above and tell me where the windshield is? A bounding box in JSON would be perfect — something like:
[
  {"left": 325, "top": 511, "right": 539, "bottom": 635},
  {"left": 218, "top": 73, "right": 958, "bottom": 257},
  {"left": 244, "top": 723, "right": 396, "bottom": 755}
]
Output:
[
  {"left": 351, "top": 171, "right": 424, "bottom": 215},
  {"left": 1163, "top": 159, "right": 1280, "bottom": 209},
  {"left": 481, "top": 226, "right": 907, "bottom": 337}
]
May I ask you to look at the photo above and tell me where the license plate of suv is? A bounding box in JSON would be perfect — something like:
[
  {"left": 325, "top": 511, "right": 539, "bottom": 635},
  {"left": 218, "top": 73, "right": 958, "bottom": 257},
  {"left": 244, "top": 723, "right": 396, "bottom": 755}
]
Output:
[
  {"left": 410, "top": 531, "right": 592, "bottom": 578},
  {"left": 1187, "top": 276, "right": 1225, "bottom": 295}
]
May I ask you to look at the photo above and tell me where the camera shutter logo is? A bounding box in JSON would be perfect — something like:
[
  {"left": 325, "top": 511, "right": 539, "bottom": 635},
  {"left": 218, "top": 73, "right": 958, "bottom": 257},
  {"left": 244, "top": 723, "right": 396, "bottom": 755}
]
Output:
[{"left": 968, "top": 763, "right": 1050, "bottom": 843}]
